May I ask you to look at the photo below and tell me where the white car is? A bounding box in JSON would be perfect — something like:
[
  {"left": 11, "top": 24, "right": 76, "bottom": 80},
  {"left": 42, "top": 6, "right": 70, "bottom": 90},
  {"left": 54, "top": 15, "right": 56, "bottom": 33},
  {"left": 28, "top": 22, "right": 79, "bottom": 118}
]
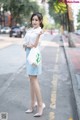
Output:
[{"left": 1, "top": 27, "right": 11, "bottom": 34}]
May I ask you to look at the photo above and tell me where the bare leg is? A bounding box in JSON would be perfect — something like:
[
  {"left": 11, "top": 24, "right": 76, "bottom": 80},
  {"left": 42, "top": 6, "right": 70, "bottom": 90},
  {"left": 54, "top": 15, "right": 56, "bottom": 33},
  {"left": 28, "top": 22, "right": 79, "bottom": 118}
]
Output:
[
  {"left": 29, "top": 75, "right": 43, "bottom": 114},
  {"left": 25, "top": 76, "right": 37, "bottom": 113},
  {"left": 30, "top": 76, "right": 37, "bottom": 109}
]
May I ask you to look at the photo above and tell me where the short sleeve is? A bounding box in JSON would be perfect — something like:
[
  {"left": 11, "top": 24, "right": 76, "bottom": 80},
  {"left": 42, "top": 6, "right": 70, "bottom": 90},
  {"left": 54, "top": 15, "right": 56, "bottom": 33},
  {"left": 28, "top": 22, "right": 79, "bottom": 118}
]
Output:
[{"left": 34, "top": 27, "right": 42, "bottom": 34}]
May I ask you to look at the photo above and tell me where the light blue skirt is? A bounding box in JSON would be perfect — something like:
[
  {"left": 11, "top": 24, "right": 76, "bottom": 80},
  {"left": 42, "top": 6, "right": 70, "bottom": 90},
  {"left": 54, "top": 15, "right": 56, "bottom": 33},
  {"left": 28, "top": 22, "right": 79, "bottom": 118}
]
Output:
[{"left": 26, "top": 48, "right": 42, "bottom": 76}]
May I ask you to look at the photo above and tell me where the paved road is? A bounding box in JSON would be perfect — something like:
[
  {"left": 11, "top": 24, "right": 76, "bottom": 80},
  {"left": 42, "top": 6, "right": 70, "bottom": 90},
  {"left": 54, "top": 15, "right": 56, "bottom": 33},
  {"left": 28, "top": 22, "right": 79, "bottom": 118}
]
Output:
[
  {"left": 0, "top": 44, "right": 25, "bottom": 74},
  {"left": 0, "top": 34, "right": 78, "bottom": 120}
]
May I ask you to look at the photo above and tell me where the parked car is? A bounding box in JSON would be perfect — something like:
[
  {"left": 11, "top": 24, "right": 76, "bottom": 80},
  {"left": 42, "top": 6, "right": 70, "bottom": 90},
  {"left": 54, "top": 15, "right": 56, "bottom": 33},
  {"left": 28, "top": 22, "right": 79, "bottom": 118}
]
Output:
[
  {"left": 20, "top": 25, "right": 26, "bottom": 37},
  {"left": 0, "top": 27, "right": 11, "bottom": 34},
  {"left": 9, "top": 26, "right": 23, "bottom": 38}
]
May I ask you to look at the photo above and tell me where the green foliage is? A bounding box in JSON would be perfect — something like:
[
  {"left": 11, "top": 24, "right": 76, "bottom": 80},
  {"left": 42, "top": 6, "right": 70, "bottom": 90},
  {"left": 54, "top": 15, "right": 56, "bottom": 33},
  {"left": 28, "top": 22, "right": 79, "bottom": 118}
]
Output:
[
  {"left": 48, "top": 0, "right": 75, "bottom": 32},
  {"left": 48, "top": 0, "right": 67, "bottom": 14},
  {"left": 77, "top": 10, "right": 80, "bottom": 29},
  {"left": 43, "top": 15, "right": 55, "bottom": 29},
  {"left": 54, "top": 2, "right": 67, "bottom": 14},
  {"left": 48, "top": 3, "right": 60, "bottom": 25},
  {"left": 48, "top": 0, "right": 68, "bottom": 29},
  {"left": 0, "top": 0, "right": 44, "bottom": 25},
  {"left": 77, "top": 25, "right": 80, "bottom": 30},
  {"left": 54, "top": 23, "right": 61, "bottom": 29}
]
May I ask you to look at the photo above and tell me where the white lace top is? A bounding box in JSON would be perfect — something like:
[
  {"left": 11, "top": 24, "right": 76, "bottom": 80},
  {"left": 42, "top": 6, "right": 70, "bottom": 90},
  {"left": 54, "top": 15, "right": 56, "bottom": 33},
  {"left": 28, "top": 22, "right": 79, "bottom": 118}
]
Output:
[{"left": 23, "top": 27, "right": 42, "bottom": 46}]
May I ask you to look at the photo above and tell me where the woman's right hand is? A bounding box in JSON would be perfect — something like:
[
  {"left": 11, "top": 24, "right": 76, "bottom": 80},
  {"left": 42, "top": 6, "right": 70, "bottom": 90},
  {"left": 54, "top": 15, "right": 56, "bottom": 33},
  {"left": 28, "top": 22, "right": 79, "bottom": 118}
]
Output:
[
  {"left": 23, "top": 44, "right": 34, "bottom": 49},
  {"left": 23, "top": 44, "right": 28, "bottom": 51},
  {"left": 38, "top": 30, "right": 44, "bottom": 36},
  {"left": 23, "top": 44, "right": 27, "bottom": 48}
]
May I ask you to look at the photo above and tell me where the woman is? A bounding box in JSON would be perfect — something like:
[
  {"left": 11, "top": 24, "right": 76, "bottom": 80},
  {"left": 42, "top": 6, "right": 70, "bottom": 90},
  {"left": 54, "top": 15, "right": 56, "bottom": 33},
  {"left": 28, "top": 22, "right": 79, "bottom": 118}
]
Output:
[{"left": 23, "top": 12, "right": 45, "bottom": 117}]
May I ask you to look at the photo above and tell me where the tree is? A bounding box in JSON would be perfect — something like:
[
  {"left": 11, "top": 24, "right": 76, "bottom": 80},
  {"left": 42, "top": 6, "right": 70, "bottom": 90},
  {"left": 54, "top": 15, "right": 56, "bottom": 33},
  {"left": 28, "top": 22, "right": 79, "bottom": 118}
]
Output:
[
  {"left": 48, "top": 0, "right": 68, "bottom": 31},
  {"left": 48, "top": 0, "right": 74, "bottom": 32},
  {"left": 0, "top": 0, "right": 41, "bottom": 26},
  {"left": 48, "top": 0, "right": 75, "bottom": 47},
  {"left": 77, "top": 10, "right": 80, "bottom": 29}
]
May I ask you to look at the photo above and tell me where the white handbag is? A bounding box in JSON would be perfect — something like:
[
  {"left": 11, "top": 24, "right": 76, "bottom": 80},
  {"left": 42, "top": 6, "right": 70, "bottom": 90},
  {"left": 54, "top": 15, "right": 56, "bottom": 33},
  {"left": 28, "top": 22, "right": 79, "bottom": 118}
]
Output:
[{"left": 27, "top": 47, "right": 41, "bottom": 66}]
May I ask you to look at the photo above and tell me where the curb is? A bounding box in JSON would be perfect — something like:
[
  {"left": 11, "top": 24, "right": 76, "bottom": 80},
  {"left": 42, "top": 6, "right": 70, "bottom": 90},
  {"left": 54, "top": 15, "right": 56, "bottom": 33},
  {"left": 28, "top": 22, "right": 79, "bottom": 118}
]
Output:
[{"left": 62, "top": 35, "right": 80, "bottom": 120}]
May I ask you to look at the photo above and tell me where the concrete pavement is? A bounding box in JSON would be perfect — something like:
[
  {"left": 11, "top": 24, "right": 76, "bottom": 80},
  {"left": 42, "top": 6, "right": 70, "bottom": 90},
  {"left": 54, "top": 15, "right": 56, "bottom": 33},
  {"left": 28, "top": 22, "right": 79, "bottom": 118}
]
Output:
[
  {"left": 0, "top": 34, "right": 77, "bottom": 120},
  {"left": 62, "top": 33, "right": 80, "bottom": 120},
  {"left": 0, "top": 44, "right": 25, "bottom": 74},
  {"left": 0, "top": 36, "right": 22, "bottom": 49},
  {"left": 0, "top": 40, "right": 58, "bottom": 120}
]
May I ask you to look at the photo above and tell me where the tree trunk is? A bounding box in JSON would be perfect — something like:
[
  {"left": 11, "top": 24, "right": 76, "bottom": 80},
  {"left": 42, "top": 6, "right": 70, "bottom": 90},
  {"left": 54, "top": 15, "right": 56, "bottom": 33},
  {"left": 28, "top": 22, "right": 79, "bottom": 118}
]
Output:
[{"left": 66, "top": 5, "right": 75, "bottom": 47}]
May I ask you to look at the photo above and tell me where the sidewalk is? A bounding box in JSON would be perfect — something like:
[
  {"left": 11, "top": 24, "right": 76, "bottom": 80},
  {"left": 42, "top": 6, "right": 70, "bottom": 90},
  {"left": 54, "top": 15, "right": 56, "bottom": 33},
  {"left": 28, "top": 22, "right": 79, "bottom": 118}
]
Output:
[
  {"left": 62, "top": 34, "right": 80, "bottom": 120},
  {"left": 0, "top": 36, "right": 22, "bottom": 49}
]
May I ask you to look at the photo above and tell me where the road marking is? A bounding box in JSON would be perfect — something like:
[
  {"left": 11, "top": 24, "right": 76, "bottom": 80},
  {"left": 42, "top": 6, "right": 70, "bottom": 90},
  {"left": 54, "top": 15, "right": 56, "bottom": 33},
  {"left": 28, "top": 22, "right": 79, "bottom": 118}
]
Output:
[
  {"left": 49, "top": 112, "right": 55, "bottom": 120},
  {"left": 69, "top": 118, "right": 73, "bottom": 120},
  {"left": 16, "top": 64, "right": 25, "bottom": 74},
  {"left": 49, "top": 47, "right": 59, "bottom": 120},
  {"left": 0, "top": 73, "right": 16, "bottom": 97},
  {"left": 0, "top": 63, "right": 25, "bottom": 97}
]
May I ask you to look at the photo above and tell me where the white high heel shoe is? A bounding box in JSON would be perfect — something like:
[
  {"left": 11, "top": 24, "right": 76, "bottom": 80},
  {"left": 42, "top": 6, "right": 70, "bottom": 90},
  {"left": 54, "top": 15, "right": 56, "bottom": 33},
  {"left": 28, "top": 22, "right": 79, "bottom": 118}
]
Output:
[
  {"left": 25, "top": 102, "right": 37, "bottom": 113},
  {"left": 33, "top": 103, "right": 46, "bottom": 117}
]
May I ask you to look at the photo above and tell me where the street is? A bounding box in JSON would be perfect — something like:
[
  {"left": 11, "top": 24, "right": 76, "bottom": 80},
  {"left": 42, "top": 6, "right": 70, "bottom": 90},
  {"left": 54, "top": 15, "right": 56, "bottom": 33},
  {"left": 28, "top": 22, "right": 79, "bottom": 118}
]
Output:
[{"left": 0, "top": 33, "right": 79, "bottom": 120}]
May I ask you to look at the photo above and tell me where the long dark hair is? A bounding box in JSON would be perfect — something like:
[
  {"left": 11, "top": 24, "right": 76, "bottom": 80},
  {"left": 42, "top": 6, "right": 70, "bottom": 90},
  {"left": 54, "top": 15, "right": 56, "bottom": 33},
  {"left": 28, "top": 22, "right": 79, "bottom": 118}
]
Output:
[{"left": 30, "top": 12, "right": 44, "bottom": 28}]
